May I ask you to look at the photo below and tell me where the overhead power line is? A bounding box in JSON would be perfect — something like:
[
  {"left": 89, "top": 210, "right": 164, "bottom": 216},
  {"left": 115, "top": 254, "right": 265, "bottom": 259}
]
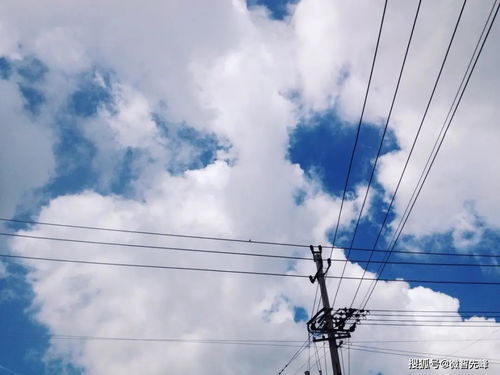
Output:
[
  {"left": 0, "top": 217, "right": 308, "bottom": 248},
  {"left": 8, "top": 333, "right": 498, "bottom": 346},
  {"left": 334, "top": 0, "right": 422, "bottom": 309},
  {"left": 2, "top": 232, "right": 500, "bottom": 268},
  {"left": 330, "top": 0, "right": 388, "bottom": 248},
  {"left": 360, "top": 0, "right": 500, "bottom": 311},
  {"left": 277, "top": 338, "right": 310, "bottom": 374},
  {"left": 0, "top": 232, "right": 309, "bottom": 261},
  {"left": 2, "top": 252, "right": 499, "bottom": 285},
  {"left": 369, "top": 309, "right": 500, "bottom": 313},
  {"left": 364, "top": 318, "right": 499, "bottom": 324},
  {"left": 37, "top": 334, "right": 307, "bottom": 348},
  {"left": 349, "top": 343, "right": 500, "bottom": 362},
  {"left": 346, "top": 343, "right": 500, "bottom": 363},
  {"left": 2, "top": 218, "right": 499, "bottom": 258},
  {"left": 359, "top": 322, "right": 499, "bottom": 328},
  {"left": 387, "top": 0, "right": 500, "bottom": 264},
  {"left": 351, "top": 338, "right": 500, "bottom": 344},
  {"left": 369, "top": 312, "right": 500, "bottom": 318},
  {"left": 350, "top": 0, "right": 468, "bottom": 309}
]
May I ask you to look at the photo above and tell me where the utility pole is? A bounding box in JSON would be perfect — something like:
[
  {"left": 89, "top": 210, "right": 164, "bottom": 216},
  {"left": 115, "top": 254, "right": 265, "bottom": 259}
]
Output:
[{"left": 307, "top": 245, "right": 368, "bottom": 375}]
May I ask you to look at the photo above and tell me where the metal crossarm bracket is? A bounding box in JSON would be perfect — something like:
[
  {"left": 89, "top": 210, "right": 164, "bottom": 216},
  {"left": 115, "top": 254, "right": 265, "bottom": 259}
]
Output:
[{"left": 308, "top": 307, "right": 369, "bottom": 341}]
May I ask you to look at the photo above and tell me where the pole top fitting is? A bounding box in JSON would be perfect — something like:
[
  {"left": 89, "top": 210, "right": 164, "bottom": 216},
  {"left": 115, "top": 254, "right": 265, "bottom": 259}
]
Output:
[{"left": 309, "top": 245, "right": 323, "bottom": 255}]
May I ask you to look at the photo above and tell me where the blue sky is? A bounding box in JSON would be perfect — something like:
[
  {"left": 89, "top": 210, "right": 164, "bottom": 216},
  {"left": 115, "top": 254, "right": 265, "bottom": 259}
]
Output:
[{"left": 1, "top": 0, "right": 499, "bottom": 374}]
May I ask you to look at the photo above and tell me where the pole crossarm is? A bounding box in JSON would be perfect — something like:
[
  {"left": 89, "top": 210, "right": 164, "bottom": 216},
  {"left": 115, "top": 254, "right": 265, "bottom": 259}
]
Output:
[{"left": 307, "top": 308, "right": 369, "bottom": 342}]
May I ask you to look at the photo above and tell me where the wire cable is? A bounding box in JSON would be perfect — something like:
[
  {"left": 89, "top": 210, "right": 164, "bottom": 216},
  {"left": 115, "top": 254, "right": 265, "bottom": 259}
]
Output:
[
  {"left": 2, "top": 252, "right": 500, "bottom": 284},
  {"left": 362, "top": 0, "right": 499, "bottom": 312},
  {"left": 349, "top": 343, "right": 500, "bottom": 362},
  {"left": 291, "top": 344, "right": 327, "bottom": 375},
  {"left": 0, "top": 232, "right": 310, "bottom": 261},
  {"left": 351, "top": 338, "right": 500, "bottom": 344},
  {"left": 346, "top": 343, "right": 500, "bottom": 364},
  {"left": 350, "top": 0, "right": 468, "bottom": 308},
  {"left": 369, "top": 312, "right": 500, "bottom": 318},
  {"left": 277, "top": 338, "right": 310, "bottom": 374},
  {"left": 6, "top": 333, "right": 498, "bottom": 346},
  {"left": 3, "top": 221, "right": 500, "bottom": 259},
  {"left": 360, "top": 0, "right": 500, "bottom": 310},
  {"left": 348, "top": 337, "right": 351, "bottom": 375},
  {"left": 359, "top": 322, "right": 499, "bottom": 328},
  {"left": 323, "top": 341, "right": 328, "bottom": 375},
  {"left": 369, "top": 309, "right": 500, "bottom": 313},
  {"left": 332, "top": 0, "right": 422, "bottom": 309},
  {"left": 330, "top": 0, "right": 388, "bottom": 251},
  {"left": 364, "top": 318, "right": 499, "bottom": 323},
  {"left": 313, "top": 340, "right": 323, "bottom": 374},
  {"left": 4, "top": 232, "right": 500, "bottom": 268},
  {"left": 388, "top": 0, "right": 500, "bottom": 265},
  {"left": 339, "top": 344, "right": 346, "bottom": 375},
  {"left": 0, "top": 218, "right": 308, "bottom": 249}
]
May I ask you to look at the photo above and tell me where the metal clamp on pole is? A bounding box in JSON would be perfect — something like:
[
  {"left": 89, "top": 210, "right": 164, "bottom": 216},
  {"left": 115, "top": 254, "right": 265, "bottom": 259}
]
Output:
[{"left": 309, "top": 245, "right": 330, "bottom": 283}]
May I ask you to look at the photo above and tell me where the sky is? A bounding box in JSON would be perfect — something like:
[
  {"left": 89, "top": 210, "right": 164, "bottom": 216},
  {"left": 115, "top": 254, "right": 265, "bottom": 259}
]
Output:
[{"left": 0, "top": 0, "right": 499, "bottom": 374}]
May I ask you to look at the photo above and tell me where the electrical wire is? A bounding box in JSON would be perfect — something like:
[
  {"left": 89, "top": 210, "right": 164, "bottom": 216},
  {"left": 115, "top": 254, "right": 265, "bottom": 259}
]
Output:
[
  {"left": 44, "top": 336, "right": 304, "bottom": 347},
  {"left": 389, "top": 0, "right": 500, "bottom": 265},
  {"left": 364, "top": 318, "right": 499, "bottom": 323},
  {"left": 368, "top": 312, "right": 500, "bottom": 317},
  {"left": 360, "top": 0, "right": 500, "bottom": 310},
  {"left": 332, "top": 0, "right": 422, "bottom": 307},
  {"left": 308, "top": 334, "right": 311, "bottom": 373},
  {"left": 3, "top": 232, "right": 500, "bottom": 269},
  {"left": 2, "top": 252, "right": 499, "bottom": 285},
  {"left": 350, "top": 0, "right": 468, "bottom": 308},
  {"left": 347, "top": 343, "right": 500, "bottom": 363},
  {"left": 347, "top": 337, "right": 351, "bottom": 375},
  {"left": 370, "top": 309, "right": 500, "bottom": 314},
  {"left": 4, "top": 252, "right": 500, "bottom": 285},
  {"left": 0, "top": 232, "right": 310, "bottom": 260},
  {"left": 323, "top": 341, "right": 328, "bottom": 375},
  {"left": 367, "top": 311, "right": 500, "bottom": 316},
  {"left": 5, "top": 333, "right": 498, "bottom": 346},
  {"left": 313, "top": 340, "right": 323, "bottom": 374},
  {"left": 3, "top": 220, "right": 500, "bottom": 259},
  {"left": 292, "top": 342, "right": 328, "bottom": 375},
  {"left": 359, "top": 322, "right": 499, "bottom": 328},
  {"left": 0, "top": 218, "right": 308, "bottom": 249},
  {"left": 5, "top": 231, "right": 500, "bottom": 268},
  {"left": 347, "top": 344, "right": 500, "bottom": 364},
  {"left": 330, "top": 0, "right": 388, "bottom": 251},
  {"left": 277, "top": 338, "right": 310, "bottom": 374},
  {"left": 339, "top": 344, "right": 346, "bottom": 375},
  {"left": 351, "top": 338, "right": 500, "bottom": 344}
]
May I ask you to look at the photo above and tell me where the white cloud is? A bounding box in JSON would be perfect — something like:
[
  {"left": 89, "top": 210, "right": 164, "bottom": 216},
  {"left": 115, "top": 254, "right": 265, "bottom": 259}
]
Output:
[
  {"left": 0, "top": 79, "right": 55, "bottom": 219},
  {"left": 11, "top": 185, "right": 499, "bottom": 375},
  {"left": 33, "top": 27, "right": 90, "bottom": 74},
  {"left": 1, "top": 0, "right": 499, "bottom": 374}
]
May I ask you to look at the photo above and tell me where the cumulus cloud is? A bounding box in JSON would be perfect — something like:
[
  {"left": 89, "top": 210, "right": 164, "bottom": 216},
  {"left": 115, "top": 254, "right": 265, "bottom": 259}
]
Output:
[
  {"left": 0, "top": 79, "right": 55, "bottom": 218},
  {"left": 11, "top": 189, "right": 499, "bottom": 375},
  {"left": 1, "top": 0, "right": 499, "bottom": 374}
]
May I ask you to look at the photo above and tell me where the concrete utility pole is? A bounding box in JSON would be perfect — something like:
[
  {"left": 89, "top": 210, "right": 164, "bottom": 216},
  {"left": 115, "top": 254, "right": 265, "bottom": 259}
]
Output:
[
  {"left": 307, "top": 245, "right": 368, "bottom": 375},
  {"left": 309, "top": 245, "right": 343, "bottom": 375}
]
